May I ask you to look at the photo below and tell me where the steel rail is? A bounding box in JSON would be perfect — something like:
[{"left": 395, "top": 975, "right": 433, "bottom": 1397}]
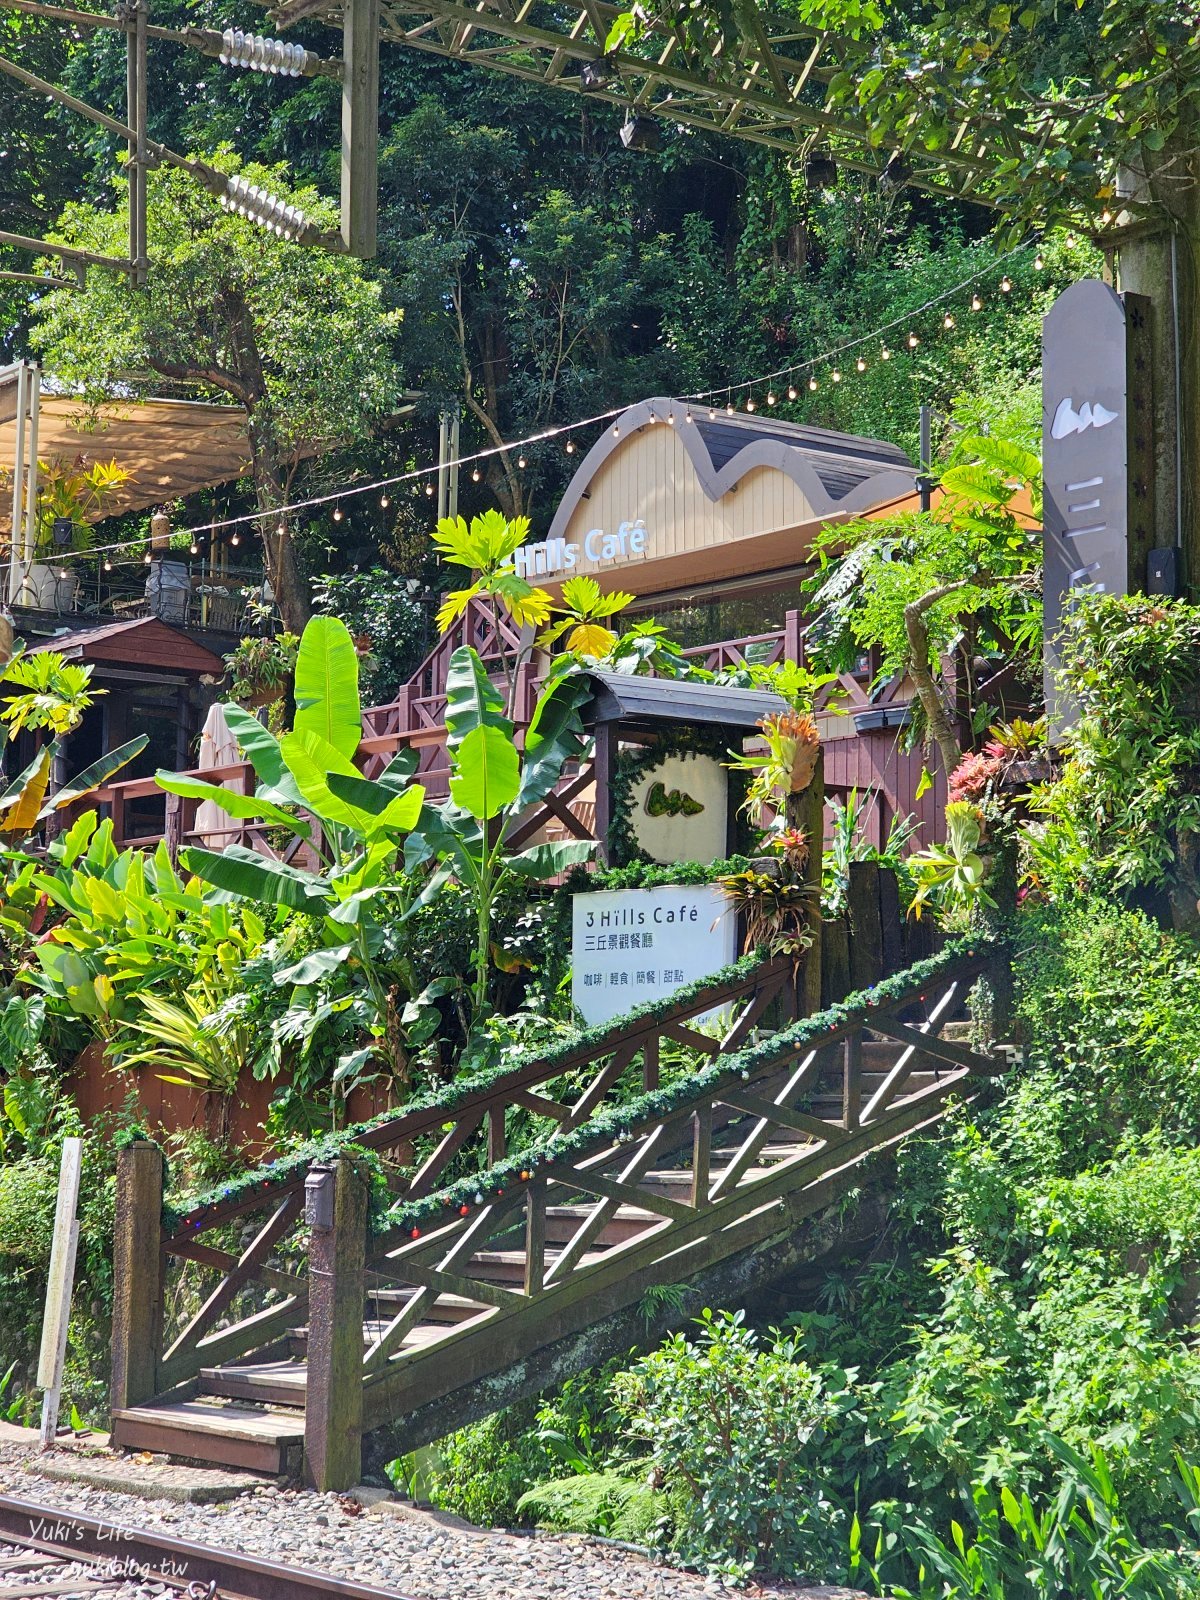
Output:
[{"left": 0, "top": 1495, "right": 417, "bottom": 1600}]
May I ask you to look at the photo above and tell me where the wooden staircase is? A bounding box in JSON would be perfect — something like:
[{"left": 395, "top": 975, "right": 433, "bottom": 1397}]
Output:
[{"left": 109, "top": 942, "right": 1008, "bottom": 1484}]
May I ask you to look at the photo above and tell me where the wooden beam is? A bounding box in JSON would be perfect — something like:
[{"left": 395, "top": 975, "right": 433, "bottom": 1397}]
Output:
[{"left": 304, "top": 1157, "right": 369, "bottom": 1492}]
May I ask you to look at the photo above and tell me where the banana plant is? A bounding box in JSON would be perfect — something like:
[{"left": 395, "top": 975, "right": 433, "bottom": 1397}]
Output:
[
  {"left": 155, "top": 615, "right": 432, "bottom": 1085},
  {"left": 408, "top": 647, "right": 595, "bottom": 1019}
]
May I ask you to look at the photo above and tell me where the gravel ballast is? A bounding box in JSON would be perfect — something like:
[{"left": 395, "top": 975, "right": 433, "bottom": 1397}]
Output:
[{"left": 0, "top": 1439, "right": 863, "bottom": 1600}]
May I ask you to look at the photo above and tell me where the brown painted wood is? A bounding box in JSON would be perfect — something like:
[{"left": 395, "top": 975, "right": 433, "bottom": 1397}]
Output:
[
  {"left": 524, "top": 1179, "right": 546, "bottom": 1297},
  {"left": 304, "top": 1158, "right": 368, "bottom": 1493},
  {"left": 110, "top": 1142, "right": 163, "bottom": 1410},
  {"left": 843, "top": 1031, "right": 862, "bottom": 1132},
  {"left": 878, "top": 867, "right": 904, "bottom": 977}
]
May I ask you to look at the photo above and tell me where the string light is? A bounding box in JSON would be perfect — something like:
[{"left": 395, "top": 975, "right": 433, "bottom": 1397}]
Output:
[
  {"left": 563, "top": 442, "right": 576, "bottom": 456},
  {"left": 76, "top": 245, "right": 1035, "bottom": 567},
  {"left": 425, "top": 482, "right": 435, "bottom": 496},
  {"left": 190, "top": 540, "right": 199, "bottom": 555},
  {"left": 103, "top": 558, "right": 112, "bottom": 572},
  {"left": 708, "top": 405, "right": 717, "bottom": 420},
  {"left": 472, "top": 465, "right": 483, "bottom": 478},
  {"left": 612, "top": 423, "right": 620, "bottom": 436},
  {"left": 787, "top": 384, "right": 797, "bottom": 401},
  {"left": 231, "top": 531, "right": 240, "bottom": 546},
  {"left": 380, "top": 493, "right": 390, "bottom": 508},
  {"left": 766, "top": 390, "right": 777, "bottom": 407},
  {"left": 943, "top": 312, "right": 955, "bottom": 329},
  {"left": 666, "top": 409, "right": 676, "bottom": 425},
  {"left": 1034, "top": 251, "right": 1045, "bottom": 270},
  {"left": 831, "top": 369, "right": 842, "bottom": 383}
]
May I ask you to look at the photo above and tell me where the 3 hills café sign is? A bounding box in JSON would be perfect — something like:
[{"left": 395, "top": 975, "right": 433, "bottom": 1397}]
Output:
[
  {"left": 1042, "top": 279, "right": 1155, "bottom": 723},
  {"left": 513, "top": 519, "right": 648, "bottom": 579}
]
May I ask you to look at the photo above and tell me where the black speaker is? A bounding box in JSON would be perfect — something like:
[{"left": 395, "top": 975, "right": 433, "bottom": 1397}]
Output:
[{"left": 1147, "top": 546, "right": 1182, "bottom": 597}]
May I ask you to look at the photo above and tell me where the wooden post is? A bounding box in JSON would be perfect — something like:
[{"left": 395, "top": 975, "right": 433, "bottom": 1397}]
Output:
[
  {"left": 37, "top": 1137, "right": 82, "bottom": 1447},
  {"left": 304, "top": 1156, "right": 368, "bottom": 1493},
  {"left": 842, "top": 1031, "right": 862, "bottom": 1132},
  {"left": 797, "top": 746, "right": 824, "bottom": 1016},
  {"left": 110, "top": 1140, "right": 163, "bottom": 1412},
  {"left": 593, "top": 720, "right": 614, "bottom": 865},
  {"left": 524, "top": 1179, "right": 546, "bottom": 1297},
  {"left": 164, "top": 792, "right": 183, "bottom": 861},
  {"left": 822, "top": 915, "right": 851, "bottom": 1008},
  {"left": 878, "top": 866, "right": 903, "bottom": 980},
  {"left": 848, "top": 860, "right": 883, "bottom": 994},
  {"left": 783, "top": 608, "right": 803, "bottom": 666}
]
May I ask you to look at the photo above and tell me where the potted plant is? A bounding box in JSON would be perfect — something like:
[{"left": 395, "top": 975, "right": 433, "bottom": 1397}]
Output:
[
  {"left": 19, "top": 456, "right": 133, "bottom": 608},
  {"left": 225, "top": 631, "right": 300, "bottom": 712}
]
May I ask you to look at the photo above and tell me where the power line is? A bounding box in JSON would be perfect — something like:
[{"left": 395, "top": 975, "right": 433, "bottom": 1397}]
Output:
[{"left": 51, "top": 241, "right": 1042, "bottom": 568}]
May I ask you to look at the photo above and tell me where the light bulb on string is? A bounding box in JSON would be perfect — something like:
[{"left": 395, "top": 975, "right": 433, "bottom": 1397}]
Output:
[
  {"left": 564, "top": 440, "right": 576, "bottom": 455},
  {"left": 518, "top": 454, "right": 527, "bottom": 469},
  {"left": 666, "top": 410, "right": 676, "bottom": 426},
  {"left": 380, "top": 493, "right": 390, "bottom": 508},
  {"left": 881, "top": 345, "right": 892, "bottom": 360},
  {"left": 745, "top": 395, "right": 756, "bottom": 412},
  {"left": 103, "top": 558, "right": 112, "bottom": 572},
  {"left": 58, "top": 567, "right": 68, "bottom": 580},
  {"left": 808, "top": 376, "right": 818, "bottom": 391},
  {"left": 907, "top": 331, "right": 920, "bottom": 348},
  {"left": 766, "top": 390, "right": 777, "bottom": 407},
  {"left": 472, "top": 465, "right": 483, "bottom": 479},
  {"left": 1000, "top": 276, "right": 1013, "bottom": 293},
  {"left": 332, "top": 505, "right": 344, "bottom": 521},
  {"left": 685, "top": 408, "right": 693, "bottom": 423},
  {"left": 943, "top": 312, "right": 955, "bottom": 329},
  {"left": 708, "top": 405, "right": 717, "bottom": 421},
  {"left": 971, "top": 293, "right": 983, "bottom": 311},
  {"left": 425, "top": 481, "right": 435, "bottom": 496},
  {"left": 190, "top": 541, "right": 199, "bottom": 556},
  {"left": 612, "top": 423, "right": 620, "bottom": 437},
  {"left": 725, "top": 398, "right": 734, "bottom": 416},
  {"left": 143, "top": 550, "right": 152, "bottom": 565},
  {"left": 1034, "top": 251, "right": 1045, "bottom": 270},
  {"left": 787, "top": 384, "right": 797, "bottom": 401},
  {"left": 856, "top": 356, "right": 867, "bottom": 372},
  {"left": 231, "top": 531, "right": 241, "bottom": 547},
  {"left": 831, "top": 369, "right": 842, "bottom": 383}
]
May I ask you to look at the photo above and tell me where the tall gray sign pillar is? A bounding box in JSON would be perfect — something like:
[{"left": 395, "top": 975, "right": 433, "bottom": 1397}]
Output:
[{"left": 1042, "top": 279, "right": 1154, "bottom": 728}]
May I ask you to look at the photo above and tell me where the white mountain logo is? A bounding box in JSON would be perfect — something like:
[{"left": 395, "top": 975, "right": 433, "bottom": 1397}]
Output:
[{"left": 1051, "top": 398, "right": 1119, "bottom": 440}]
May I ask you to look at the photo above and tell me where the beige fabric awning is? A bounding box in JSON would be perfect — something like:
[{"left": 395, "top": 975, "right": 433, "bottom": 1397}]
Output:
[{"left": 0, "top": 387, "right": 253, "bottom": 536}]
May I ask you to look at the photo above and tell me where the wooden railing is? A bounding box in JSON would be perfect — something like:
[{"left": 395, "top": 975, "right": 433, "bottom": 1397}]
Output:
[
  {"left": 114, "top": 955, "right": 794, "bottom": 1403},
  {"left": 110, "top": 939, "right": 1008, "bottom": 1486}
]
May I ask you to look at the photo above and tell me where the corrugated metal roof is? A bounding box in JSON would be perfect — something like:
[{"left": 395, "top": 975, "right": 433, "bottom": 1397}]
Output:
[{"left": 583, "top": 670, "right": 787, "bottom": 729}]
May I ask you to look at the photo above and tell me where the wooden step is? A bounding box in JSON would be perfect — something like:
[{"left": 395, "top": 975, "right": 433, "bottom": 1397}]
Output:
[
  {"left": 365, "top": 1289, "right": 488, "bottom": 1324},
  {"left": 111, "top": 1398, "right": 304, "bottom": 1475}
]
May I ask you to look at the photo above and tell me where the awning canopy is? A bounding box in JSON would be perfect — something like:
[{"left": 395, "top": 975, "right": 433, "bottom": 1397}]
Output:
[
  {"left": 0, "top": 383, "right": 253, "bottom": 538},
  {"left": 582, "top": 671, "right": 786, "bottom": 733}
]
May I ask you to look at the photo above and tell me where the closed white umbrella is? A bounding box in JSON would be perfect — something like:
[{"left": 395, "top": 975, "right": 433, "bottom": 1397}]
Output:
[{"left": 194, "top": 701, "right": 242, "bottom": 848}]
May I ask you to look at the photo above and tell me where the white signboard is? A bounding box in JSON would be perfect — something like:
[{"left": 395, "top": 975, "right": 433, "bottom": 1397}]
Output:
[
  {"left": 630, "top": 753, "right": 728, "bottom": 865},
  {"left": 571, "top": 884, "right": 736, "bottom": 1025},
  {"left": 513, "top": 520, "right": 648, "bottom": 579}
]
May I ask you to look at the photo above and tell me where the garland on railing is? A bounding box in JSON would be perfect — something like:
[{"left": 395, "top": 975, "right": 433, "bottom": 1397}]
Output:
[
  {"left": 162, "top": 949, "right": 773, "bottom": 1235},
  {"left": 378, "top": 935, "right": 998, "bottom": 1240}
]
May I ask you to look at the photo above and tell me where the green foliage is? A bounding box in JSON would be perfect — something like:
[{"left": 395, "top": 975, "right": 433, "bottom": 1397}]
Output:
[
  {"left": 1029, "top": 595, "right": 1200, "bottom": 904},
  {"left": 311, "top": 569, "right": 427, "bottom": 704},
  {"left": 432, "top": 512, "right": 552, "bottom": 635},
  {"left": 409, "top": 648, "right": 594, "bottom": 1019},
  {"left": 907, "top": 801, "right": 994, "bottom": 923},
  {"left": 824, "top": 787, "right": 920, "bottom": 917},
  {"left": 612, "top": 1309, "right": 846, "bottom": 1579},
  {"left": 516, "top": 1473, "right": 662, "bottom": 1543}
]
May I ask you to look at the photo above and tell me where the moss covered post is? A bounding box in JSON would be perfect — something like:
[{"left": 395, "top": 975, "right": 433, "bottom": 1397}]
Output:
[
  {"left": 110, "top": 1139, "right": 164, "bottom": 1411},
  {"left": 304, "top": 1155, "right": 368, "bottom": 1492}
]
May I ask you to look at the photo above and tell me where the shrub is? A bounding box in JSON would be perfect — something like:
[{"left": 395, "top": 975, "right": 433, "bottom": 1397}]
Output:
[
  {"left": 611, "top": 1309, "right": 846, "bottom": 1580},
  {"left": 516, "top": 1472, "right": 662, "bottom": 1543}
]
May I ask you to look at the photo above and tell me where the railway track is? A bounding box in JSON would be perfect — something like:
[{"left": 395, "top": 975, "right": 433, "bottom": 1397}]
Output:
[{"left": 0, "top": 1495, "right": 416, "bottom": 1600}]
